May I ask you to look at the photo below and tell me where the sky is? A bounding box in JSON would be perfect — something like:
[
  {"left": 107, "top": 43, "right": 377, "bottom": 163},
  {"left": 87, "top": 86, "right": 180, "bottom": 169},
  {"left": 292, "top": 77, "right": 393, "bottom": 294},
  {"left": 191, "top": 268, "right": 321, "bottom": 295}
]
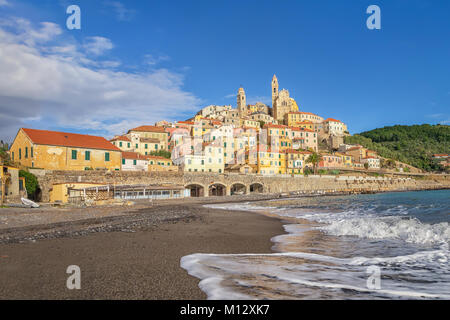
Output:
[{"left": 0, "top": 0, "right": 449, "bottom": 142}]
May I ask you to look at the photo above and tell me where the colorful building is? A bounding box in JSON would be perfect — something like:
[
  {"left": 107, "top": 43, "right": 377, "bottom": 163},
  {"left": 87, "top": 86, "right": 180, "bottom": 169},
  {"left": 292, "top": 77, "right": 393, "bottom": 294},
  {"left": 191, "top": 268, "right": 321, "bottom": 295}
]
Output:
[
  {"left": 10, "top": 128, "right": 121, "bottom": 171},
  {"left": 121, "top": 151, "right": 149, "bottom": 171}
]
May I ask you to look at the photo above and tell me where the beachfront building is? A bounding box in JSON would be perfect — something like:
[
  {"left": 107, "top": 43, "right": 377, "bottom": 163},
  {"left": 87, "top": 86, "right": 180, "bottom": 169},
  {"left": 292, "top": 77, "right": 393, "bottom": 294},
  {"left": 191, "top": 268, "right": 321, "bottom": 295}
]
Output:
[
  {"left": 285, "top": 149, "right": 310, "bottom": 174},
  {"left": 257, "top": 146, "right": 286, "bottom": 175},
  {"left": 319, "top": 154, "right": 344, "bottom": 169},
  {"left": 173, "top": 141, "right": 224, "bottom": 173},
  {"left": 121, "top": 152, "right": 149, "bottom": 171},
  {"left": 0, "top": 165, "right": 25, "bottom": 204},
  {"left": 10, "top": 128, "right": 121, "bottom": 171},
  {"left": 147, "top": 156, "right": 177, "bottom": 172}
]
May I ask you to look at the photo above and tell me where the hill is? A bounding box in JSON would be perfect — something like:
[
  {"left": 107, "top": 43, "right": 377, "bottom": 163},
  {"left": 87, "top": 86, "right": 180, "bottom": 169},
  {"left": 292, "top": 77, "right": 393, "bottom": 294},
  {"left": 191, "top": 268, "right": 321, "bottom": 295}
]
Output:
[{"left": 345, "top": 124, "right": 450, "bottom": 172}]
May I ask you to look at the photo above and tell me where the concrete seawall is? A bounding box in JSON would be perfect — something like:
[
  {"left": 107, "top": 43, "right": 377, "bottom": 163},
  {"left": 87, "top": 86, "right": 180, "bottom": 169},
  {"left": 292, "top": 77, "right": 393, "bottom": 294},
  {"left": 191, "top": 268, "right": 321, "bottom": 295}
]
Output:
[{"left": 30, "top": 169, "right": 450, "bottom": 202}]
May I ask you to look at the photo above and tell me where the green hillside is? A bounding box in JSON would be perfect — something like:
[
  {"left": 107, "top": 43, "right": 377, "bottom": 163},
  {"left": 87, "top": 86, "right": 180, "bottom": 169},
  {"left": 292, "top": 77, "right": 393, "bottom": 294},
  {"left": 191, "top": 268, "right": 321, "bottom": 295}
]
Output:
[{"left": 344, "top": 124, "right": 450, "bottom": 172}]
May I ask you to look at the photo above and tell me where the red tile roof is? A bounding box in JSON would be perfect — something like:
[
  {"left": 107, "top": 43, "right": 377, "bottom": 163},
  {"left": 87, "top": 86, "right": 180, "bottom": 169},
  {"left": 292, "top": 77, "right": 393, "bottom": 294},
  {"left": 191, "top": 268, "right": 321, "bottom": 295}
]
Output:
[
  {"left": 128, "top": 125, "right": 166, "bottom": 133},
  {"left": 110, "top": 135, "right": 130, "bottom": 142},
  {"left": 22, "top": 128, "right": 120, "bottom": 151},
  {"left": 324, "top": 118, "right": 342, "bottom": 123},
  {"left": 122, "top": 151, "right": 144, "bottom": 160}
]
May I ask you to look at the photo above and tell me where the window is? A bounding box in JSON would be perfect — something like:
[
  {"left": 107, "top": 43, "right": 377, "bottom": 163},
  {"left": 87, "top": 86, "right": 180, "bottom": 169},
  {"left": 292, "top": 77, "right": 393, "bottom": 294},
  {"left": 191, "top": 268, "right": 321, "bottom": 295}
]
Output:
[
  {"left": 85, "top": 151, "right": 90, "bottom": 161},
  {"left": 71, "top": 150, "right": 77, "bottom": 160},
  {"left": 127, "top": 143, "right": 130, "bottom": 148},
  {"left": 19, "top": 148, "right": 21, "bottom": 159},
  {"left": 155, "top": 144, "right": 158, "bottom": 150},
  {"left": 145, "top": 144, "right": 148, "bottom": 149},
  {"left": 133, "top": 160, "right": 137, "bottom": 165},
  {"left": 122, "top": 159, "right": 125, "bottom": 165},
  {"left": 25, "top": 147, "right": 28, "bottom": 158},
  {"left": 31, "top": 147, "right": 33, "bottom": 158},
  {"left": 105, "top": 152, "right": 110, "bottom": 161},
  {"left": 119, "top": 142, "right": 123, "bottom": 147},
  {"left": 12, "top": 152, "right": 14, "bottom": 161},
  {"left": 136, "top": 144, "right": 138, "bottom": 149}
]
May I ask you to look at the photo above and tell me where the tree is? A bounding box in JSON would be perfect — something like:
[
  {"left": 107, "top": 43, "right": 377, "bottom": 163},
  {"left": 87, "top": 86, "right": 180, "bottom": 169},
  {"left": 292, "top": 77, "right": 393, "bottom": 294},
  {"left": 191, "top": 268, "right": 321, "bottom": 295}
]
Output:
[
  {"left": 306, "top": 152, "right": 323, "bottom": 174},
  {"left": 149, "top": 150, "right": 171, "bottom": 159},
  {"left": 19, "top": 170, "right": 39, "bottom": 200}
]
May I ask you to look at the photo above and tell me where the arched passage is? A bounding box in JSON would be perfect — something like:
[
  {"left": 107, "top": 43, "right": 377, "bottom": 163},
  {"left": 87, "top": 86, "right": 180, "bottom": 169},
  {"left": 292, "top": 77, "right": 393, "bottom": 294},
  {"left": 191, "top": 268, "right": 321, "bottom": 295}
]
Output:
[
  {"left": 230, "top": 183, "right": 247, "bottom": 195},
  {"left": 185, "top": 184, "right": 205, "bottom": 197},
  {"left": 249, "top": 183, "right": 264, "bottom": 194},
  {"left": 208, "top": 183, "right": 226, "bottom": 197}
]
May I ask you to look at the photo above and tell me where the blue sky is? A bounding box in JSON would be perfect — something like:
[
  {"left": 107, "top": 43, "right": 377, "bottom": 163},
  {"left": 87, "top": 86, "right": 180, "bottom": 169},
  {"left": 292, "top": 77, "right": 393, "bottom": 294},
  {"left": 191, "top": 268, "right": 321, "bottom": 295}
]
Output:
[{"left": 0, "top": 0, "right": 449, "bottom": 141}]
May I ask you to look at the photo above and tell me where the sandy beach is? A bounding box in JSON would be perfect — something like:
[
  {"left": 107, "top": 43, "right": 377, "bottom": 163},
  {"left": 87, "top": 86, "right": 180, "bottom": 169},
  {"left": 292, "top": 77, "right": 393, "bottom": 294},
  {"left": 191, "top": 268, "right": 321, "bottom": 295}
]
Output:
[{"left": 0, "top": 199, "right": 284, "bottom": 299}]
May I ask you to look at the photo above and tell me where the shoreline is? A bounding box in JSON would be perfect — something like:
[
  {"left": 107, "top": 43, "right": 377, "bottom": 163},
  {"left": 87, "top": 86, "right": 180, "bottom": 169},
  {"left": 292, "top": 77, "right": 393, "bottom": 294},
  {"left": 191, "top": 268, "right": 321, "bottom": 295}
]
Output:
[
  {"left": 0, "top": 201, "right": 286, "bottom": 299},
  {"left": 0, "top": 189, "right": 448, "bottom": 299}
]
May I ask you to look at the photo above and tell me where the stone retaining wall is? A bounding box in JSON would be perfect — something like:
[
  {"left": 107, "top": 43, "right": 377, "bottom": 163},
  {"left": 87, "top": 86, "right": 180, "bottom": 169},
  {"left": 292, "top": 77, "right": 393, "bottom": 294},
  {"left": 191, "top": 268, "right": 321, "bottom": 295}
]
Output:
[{"left": 31, "top": 169, "right": 450, "bottom": 202}]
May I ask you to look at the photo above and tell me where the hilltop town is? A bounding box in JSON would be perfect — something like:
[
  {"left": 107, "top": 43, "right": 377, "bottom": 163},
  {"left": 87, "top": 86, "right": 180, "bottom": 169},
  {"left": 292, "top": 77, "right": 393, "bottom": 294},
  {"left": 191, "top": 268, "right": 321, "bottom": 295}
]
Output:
[
  {"left": 2, "top": 75, "right": 448, "bottom": 204},
  {"left": 6, "top": 75, "right": 380, "bottom": 174}
]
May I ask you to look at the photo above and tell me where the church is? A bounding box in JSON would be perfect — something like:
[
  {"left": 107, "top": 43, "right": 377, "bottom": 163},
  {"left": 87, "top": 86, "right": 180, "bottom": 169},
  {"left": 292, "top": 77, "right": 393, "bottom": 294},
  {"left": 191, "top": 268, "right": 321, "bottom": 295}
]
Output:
[
  {"left": 236, "top": 75, "right": 299, "bottom": 125},
  {"left": 271, "top": 74, "right": 299, "bottom": 124}
]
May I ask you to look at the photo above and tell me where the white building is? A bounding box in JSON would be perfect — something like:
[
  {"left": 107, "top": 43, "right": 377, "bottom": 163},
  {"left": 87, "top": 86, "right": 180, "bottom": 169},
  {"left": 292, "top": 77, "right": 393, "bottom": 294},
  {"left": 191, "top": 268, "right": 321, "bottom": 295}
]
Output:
[
  {"left": 362, "top": 157, "right": 380, "bottom": 169},
  {"left": 121, "top": 152, "right": 149, "bottom": 171}
]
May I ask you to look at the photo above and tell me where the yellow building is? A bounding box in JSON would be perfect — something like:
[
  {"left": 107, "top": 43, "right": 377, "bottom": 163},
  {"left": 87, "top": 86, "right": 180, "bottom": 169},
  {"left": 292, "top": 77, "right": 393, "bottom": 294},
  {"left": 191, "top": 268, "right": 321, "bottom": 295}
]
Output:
[
  {"left": 284, "top": 149, "right": 312, "bottom": 174},
  {"left": 295, "top": 121, "right": 314, "bottom": 130},
  {"left": 10, "top": 128, "right": 121, "bottom": 171},
  {"left": 240, "top": 118, "right": 260, "bottom": 129},
  {"left": 127, "top": 126, "right": 169, "bottom": 150},
  {"left": 336, "top": 153, "right": 353, "bottom": 167},
  {"left": 110, "top": 135, "right": 132, "bottom": 151},
  {"left": 49, "top": 182, "right": 106, "bottom": 203},
  {"left": 257, "top": 146, "right": 286, "bottom": 175},
  {"left": 285, "top": 112, "right": 304, "bottom": 127},
  {"left": 264, "top": 124, "right": 293, "bottom": 152},
  {"left": 147, "top": 156, "right": 177, "bottom": 172},
  {"left": 1, "top": 165, "right": 23, "bottom": 203}
]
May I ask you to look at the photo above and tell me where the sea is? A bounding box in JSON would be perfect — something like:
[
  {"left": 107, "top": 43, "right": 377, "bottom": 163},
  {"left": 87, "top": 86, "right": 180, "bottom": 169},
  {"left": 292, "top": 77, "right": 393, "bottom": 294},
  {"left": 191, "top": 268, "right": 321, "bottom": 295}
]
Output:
[{"left": 181, "top": 190, "right": 450, "bottom": 299}]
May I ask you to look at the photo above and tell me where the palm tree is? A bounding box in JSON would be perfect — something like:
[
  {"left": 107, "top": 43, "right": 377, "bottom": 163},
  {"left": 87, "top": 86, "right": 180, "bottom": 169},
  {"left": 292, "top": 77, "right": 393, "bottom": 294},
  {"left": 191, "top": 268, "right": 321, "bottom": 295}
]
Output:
[{"left": 306, "top": 152, "right": 322, "bottom": 174}]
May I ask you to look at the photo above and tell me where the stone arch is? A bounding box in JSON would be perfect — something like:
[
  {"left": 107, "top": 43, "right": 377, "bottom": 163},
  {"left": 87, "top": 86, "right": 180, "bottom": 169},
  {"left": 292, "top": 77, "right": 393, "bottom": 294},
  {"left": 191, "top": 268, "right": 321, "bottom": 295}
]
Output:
[
  {"left": 185, "top": 184, "right": 205, "bottom": 197},
  {"left": 208, "top": 183, "right": 227, "bottom": 197},
  {"left": 230, "top": 182, "right": 247, "bottom": 195},
  {"left": 249, "top": 182, "right": 264, "bottom": 193}
]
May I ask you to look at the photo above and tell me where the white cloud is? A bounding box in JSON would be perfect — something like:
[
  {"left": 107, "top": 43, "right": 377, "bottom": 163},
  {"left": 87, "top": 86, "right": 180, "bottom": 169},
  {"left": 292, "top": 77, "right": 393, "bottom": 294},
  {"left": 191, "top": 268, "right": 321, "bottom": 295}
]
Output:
[
  {"left": 0, "top": 0, "right": 10, "bottom": 7},
  {"left": 0, "top": 17, "right": 201, "bottom": 140},
  {"left": 83, "top": 36, "right": 114, "bottom": 56}
]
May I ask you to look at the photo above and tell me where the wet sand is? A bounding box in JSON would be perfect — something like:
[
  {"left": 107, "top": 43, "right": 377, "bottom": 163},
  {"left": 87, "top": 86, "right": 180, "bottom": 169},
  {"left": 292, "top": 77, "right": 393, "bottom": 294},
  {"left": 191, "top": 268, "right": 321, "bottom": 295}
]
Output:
[{"left": 0, "top": 203, "right": 284, "bottom": 299}]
